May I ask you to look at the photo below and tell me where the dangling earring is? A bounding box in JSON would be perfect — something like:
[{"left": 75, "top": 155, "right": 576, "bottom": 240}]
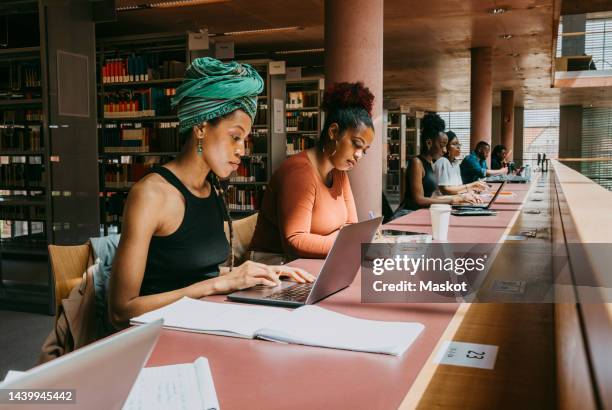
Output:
[
  {"left": 330, "top": 141, "right": 338, "bottom": 157},
  {"left": 197, "top": 136, "right": 203, "bottom": 156}
]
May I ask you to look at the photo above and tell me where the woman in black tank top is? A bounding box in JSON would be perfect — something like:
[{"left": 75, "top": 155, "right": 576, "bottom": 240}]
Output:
[
  {"left": 395, "top": 113, "right": 473, "bottom": 218},
  {"left": 108, "top": 58, "right": 314, "bottom": 329}
]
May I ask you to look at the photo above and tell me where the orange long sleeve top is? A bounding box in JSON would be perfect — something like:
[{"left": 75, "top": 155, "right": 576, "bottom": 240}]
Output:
[{"left": 249, "top": 151, "right": 358, "bottom": 259}]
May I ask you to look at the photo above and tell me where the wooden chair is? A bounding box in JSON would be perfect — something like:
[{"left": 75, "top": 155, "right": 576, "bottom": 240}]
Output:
[
  {"left": 47, "top": 242, "right": 93, "bottom": 317},
  {"left": 224, "top": 212, "right": 258, "bottom": 265}
]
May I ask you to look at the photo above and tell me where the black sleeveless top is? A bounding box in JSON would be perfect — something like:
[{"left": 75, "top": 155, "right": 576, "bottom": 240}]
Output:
[
  {"left": 401, "top": 155, "right": 438, "bottom": 211},
  {"left": 140, "top": 167, "right": 230, "bottom": 296}
]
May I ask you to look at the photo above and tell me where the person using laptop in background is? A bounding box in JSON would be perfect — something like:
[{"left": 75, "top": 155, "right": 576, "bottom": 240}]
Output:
[
  {"left": 460, "top": 141, "right": 508, "bottom": 183},
  {"left": 491, "top": 144, "right": 509, "bottom": 170},
  {"left": 248, "top": 82, "right": 375, "bottom": 262},
  {"left": 108, "top": 58, "right": 313, "bottom": 329},
  {"left": 434, "top": 130, "right": 487, "bottom": 196},
  {"left": 392, "top": 113, "right": 477, "bottom": 219}
]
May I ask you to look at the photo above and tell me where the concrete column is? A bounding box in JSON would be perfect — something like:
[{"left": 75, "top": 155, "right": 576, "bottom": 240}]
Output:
[
  {"left": 470, "top": 47, "right": 493, "bottom": 155},
  {"left": 501, "top": 90, "right": 515, "bottom": 160},
  {"left": 513, "top": 107, "right": 525, "bottom": 166},
  {"left": 325, "top": 0, "right": 383, "bottom": 219}
]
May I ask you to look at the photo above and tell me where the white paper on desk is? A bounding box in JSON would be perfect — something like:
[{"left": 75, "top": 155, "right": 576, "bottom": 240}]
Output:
[
  {"left": 123, "top": 357, "right": 219, "bottom": 410},
  {"left": 130, "top": 297, "right": 289, "bottom": 338},
  {"left": 255, "top": 305, "right": 425, "bottom": 356}
]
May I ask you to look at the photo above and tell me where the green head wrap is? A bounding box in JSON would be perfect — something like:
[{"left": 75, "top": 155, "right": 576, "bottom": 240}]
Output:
[{"left": 172, "top": 57, "right": 264, "bottom": 133}]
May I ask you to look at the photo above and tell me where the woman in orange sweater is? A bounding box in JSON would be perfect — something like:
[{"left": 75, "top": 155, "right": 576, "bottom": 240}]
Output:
[{"left": 249, "top": 82, "right": 375, "bottom": 261}]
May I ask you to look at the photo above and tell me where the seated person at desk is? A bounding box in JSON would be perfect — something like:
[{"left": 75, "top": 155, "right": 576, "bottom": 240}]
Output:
[
  {"left": 434, "top": 130, "right": 487, "bottom": 195},
  {"left": 394, "top": 113, "right": 476, "bottom": 219},
  {"left": 108, "top": 58, "right": 313, "bottom": 328},
  {"left": 491, "top": 144, "right": 509, "bottom": 170},
  {"left": 249, "top": 82, "right": 375, "bottom": 261},
  {"left": 460, "top": 141, "right": 508, "bottom": 183}
]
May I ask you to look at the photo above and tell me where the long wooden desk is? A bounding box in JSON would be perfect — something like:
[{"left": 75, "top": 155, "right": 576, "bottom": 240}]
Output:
[{"left": 146, "top": 180, "right": 546, "bottom": 410}]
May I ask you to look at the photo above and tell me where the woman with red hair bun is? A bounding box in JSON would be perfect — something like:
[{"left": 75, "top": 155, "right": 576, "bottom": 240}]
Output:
[{"left": 249, "top": 82, "right": 375, "bottom": 262}]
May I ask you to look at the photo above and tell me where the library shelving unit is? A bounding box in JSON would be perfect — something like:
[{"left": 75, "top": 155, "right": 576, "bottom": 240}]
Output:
[
  {"left": 385, "top": 110, "right": 401, "bottom": 196},
  {"left": 285, "top": 78, "right": 323, "bottom": 157},
  {"left": 383, "top": 110, "right": 421, "bottom": 202},
  {"left": 1, "top": 1, "right": 99, "bottom": 314},
  {"left": 96, "top": 34, "right": 276, "bottom": 231},
  {"left": 96, "top": 33, "right": 187, "bottom": 235}
]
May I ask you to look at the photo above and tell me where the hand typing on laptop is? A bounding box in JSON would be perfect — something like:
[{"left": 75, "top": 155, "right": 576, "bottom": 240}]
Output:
[{"left": 214, "top": 261, "right": 315, "bottom": 294}]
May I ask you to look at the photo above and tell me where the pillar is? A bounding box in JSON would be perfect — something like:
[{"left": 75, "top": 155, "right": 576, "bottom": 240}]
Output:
[
  {"left": 325, "top": 0, "right": 383, "bottom": 219},
  {"left": 470, "top": 47, "right": 493, "bottom": 154},
  {"left": 501, "top": 90, "right": 515, "bottom": 160}
]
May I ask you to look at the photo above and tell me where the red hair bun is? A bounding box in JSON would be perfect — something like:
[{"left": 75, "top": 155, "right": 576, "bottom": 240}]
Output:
[{"left": 321, "top": 82, "right": 374, "bottom": 116}]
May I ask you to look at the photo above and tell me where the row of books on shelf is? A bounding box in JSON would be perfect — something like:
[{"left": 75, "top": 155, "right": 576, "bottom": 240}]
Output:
[
  {"left": 1, "top": 109, "right": 44, "bottom": 122},
  {"left": 0, "top": 126, "right": 42, "bottom": 152},
  {"left": 99, "top": 122, "right": 180, "bottom": 153},
  {"left": 102, "top": 88, "right": 175, "bottom": 118},
  {"left": 0, "top": 221, "right": 45, "bottom": 241},
  {"left": 253, "top": 104, "right": 267, "bottom": 126},
  {"left": 101, "top": 57, "right": 185, "bottom": 84},
  {"left": 102, "top": 162, "right": 150, "bottom": 189},
  {"left": 388, "top": 158, "right": 401, "bottom": 169},
  {"left": 386, "top": 172, "right": 401, "bottom": 187},
  {"left": 0, "top": 62, "right": 41, "bottom": 91},
  {"left": 286, "top": 91, "right": 318, "bottom": 109},
  {"left": 286, "top": 136, "right": 315, "bottom": 156},
  {"left": 387, "top": 113, "right": 401, "bottom": 125},
  {"left": 387, "top": 142, "right": 400, "bottom": 155},
  {"left": 227, "top": 157, "right": 267, "bottom": 183},
  {"left": 0, "top": 162, "right": 45, "bottom": 187},
  {"left": 0, "top": 205, "right": 45, "bottom": 220},
  {"left": 224, "top": 186, "right": 261, "bottom": 212},
  {"left": 387, "top": 128, "right": 400, "bottom": 139},
  {"left": 286, "top": 111, "right": 318, "bottom": 132}
]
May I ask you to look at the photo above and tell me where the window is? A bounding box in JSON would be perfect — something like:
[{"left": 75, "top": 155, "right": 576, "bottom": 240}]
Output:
[
  {"left": 582, "top": 107, "right": 612, "bottom": 191},
  {"left": 585, "top": 18, "right": 612, "bottom": 70},
  {"left": 523, "top": 109, "right": 559, "bottom": 164},
  {"left": 438, "top": 112, "right": 470, "bottom": 159}
]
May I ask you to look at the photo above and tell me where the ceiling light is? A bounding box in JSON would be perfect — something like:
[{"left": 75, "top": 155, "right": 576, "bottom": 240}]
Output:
[
  {"left": 514, "top": 66, "right": 523, "bottom": 72},
  {"left": 489, "top": 7, "right": 508, "bottom": 15},
  {"left": 276, "top": 48, "right": 324, "bottom": 55},
  {"left": 149, "top": 0, "right": 229, "bottom": 7},
  {"left": 500, "top": 34, "right": 513, "bottom": 40},
  {"left": 223, "top": 26, "right": 302, "bottom": 36},
  {"left": 508, "top": 52, "right": 519, "bottom": 57}
]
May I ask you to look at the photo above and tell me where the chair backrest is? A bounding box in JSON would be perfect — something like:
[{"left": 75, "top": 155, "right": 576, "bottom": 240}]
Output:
[
  {"left": 224, "top": 212, "right": 258, "bottom": 265},
  {"left": 48, "top": 243, "right": 93, "bottom": 316}
]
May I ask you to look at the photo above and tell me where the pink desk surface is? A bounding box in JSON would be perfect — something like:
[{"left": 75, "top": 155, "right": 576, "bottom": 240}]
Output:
[{"left": 146, "top": 182, "right": 533, "bottom": 410}]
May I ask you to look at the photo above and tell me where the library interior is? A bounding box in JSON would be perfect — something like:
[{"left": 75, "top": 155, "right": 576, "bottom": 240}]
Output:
[{"left": 0, "top": 0, "right": 611, "bottom": 409}]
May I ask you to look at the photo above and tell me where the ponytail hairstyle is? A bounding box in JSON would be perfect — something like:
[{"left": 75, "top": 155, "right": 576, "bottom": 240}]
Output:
[
  {"left": 420, "top": 112, "right": 446, "bottom": 155},
  {"left": 318, "top": 82, "right": 375, "bottom": 152},
  {"left": 208, "top": 172, "right": 234, "bottom": 270}
]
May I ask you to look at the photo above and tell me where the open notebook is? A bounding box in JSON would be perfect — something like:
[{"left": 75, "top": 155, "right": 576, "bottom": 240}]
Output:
[
  {"left": 3, "top": 357, "right": 219, "bottom": 410},
  {"left": 131, "top": 297, "right": 424, "bottom": 356}
]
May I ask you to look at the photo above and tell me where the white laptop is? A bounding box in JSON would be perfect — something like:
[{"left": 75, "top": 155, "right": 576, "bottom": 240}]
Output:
[{"left": 0, "top": 320, "right": 163, "bottom": 410}]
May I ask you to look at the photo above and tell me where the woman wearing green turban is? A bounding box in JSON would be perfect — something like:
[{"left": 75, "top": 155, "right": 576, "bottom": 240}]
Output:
[{"left": 108, "top": 57, "right": 313, "bottom": 328}]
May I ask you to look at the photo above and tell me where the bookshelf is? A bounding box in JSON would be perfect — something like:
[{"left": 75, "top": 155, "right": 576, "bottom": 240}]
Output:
[
  {"left": 385, "top": 110, "right": 401, "bottom": 195},
  {"left": 383, "top": 110, "right": 421, "bottom": 203},
  {"left": 285, "top": 79, "right": 322, "bottom": 157},
  {"left": 96, "top": 35, "right": 276, "bottom": 232},
  {"left": 1, "top": 1, "right": 99, "bottom": 314}
]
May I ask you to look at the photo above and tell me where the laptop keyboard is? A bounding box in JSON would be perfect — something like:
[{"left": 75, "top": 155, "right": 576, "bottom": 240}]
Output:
[{"left": 263, "top": 283, "right": 313, "bottom": 302}]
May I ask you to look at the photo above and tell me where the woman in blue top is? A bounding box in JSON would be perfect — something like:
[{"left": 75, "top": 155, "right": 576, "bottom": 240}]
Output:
[{"left": 108, "top": 58, "right": 313, "bottom": 328}]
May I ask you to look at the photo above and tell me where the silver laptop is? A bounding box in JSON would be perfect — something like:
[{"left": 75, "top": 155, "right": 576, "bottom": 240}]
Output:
[
  {"left": 228, "top": 217, "right": 383, "bottom": 307},
  {"left": 0, "top": 320, "right": 163, "bottom": 410},
  {"left": 451, "top": 181, "right": 506, "bottom": 216}
]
